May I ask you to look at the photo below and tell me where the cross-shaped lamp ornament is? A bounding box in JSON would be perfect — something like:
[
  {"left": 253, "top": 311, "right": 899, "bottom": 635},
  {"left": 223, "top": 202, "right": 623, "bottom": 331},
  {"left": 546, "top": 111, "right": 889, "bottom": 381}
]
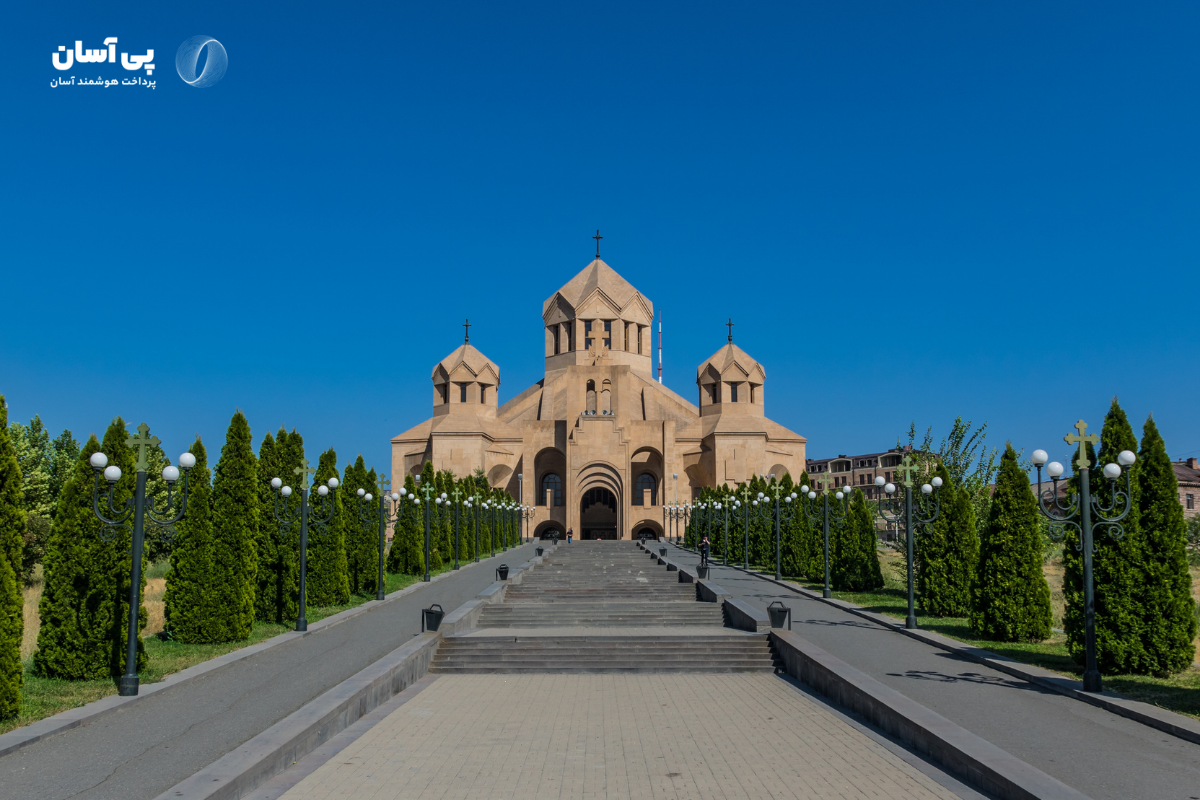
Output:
[
  {"left": 89, "top": 422, "right": 196, "bottom": 696},
  {"left": 1031, "top": 420, "right": 1136, "bottom": 692}
]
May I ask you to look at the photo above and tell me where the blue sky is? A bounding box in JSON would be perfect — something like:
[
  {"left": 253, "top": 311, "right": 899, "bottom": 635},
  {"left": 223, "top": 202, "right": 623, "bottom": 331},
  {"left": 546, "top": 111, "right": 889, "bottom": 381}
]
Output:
[{"left": 2, "top": 1, "right": 1198, "bottom": 478}]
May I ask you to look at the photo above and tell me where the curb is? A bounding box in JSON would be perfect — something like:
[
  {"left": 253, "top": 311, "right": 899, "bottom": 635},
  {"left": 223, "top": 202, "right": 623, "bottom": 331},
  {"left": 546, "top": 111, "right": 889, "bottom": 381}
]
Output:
[
  {"left": 772, "top": 629, "right": 1092, "bottom": 800},
  {"left": 0, "top": 545, "right": 533, "bottom": 759},
  {"left": 666, "top": 542, "right": 1200, "bottom": 747}
]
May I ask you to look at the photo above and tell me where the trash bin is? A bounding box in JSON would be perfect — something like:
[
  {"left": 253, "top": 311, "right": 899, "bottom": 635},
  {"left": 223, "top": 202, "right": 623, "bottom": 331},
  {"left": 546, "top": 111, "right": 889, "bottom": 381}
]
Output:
[
  {"left": 659, "top": 546, "right": 667, "bottom": 557},
  {"left": 767, "top": 601, "right": 791, "bottom": 630},
  {"left": 421, "top": 604, "right": 444, "bottom": 632},
  {"left": 697, "top": 565, "right": 709, "bottom": 579},
  {"left": 536, "top": 546, "right": 544, "bottom": 557},
  {"left": 496, "top": 564, "right": 509, "bottom": 581}
]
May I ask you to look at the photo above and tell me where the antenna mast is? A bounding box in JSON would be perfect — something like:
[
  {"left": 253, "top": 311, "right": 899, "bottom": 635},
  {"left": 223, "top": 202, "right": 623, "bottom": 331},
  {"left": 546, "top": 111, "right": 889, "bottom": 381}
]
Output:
[{"left": 657, "top": 310, "right": 663, "bottom": 383}]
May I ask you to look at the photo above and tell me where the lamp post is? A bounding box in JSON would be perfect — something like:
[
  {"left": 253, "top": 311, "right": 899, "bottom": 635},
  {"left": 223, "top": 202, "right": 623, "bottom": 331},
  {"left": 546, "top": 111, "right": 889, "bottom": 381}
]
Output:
[
  {"left": 270, "top": 459, "right": 340, "bottom": 631},
  {"left": 735, "top": 484, "right": 755, "bottom": 569},
  {"left": 873, "top": 454, "right": 942, "bottom": 629},
  {"left": 518, "top": 504, "right": 535, "bottom": 544},
  {"left": 465, "top": 491, "right": 483, "bottom": 561},
  {"left": 665, "top": 502, "right": 686, "bottom": 545},
  {"left": 448, "top": 484, "right": 466, "bottom": 569},
  {"left": 354, "top": 474, "right": 407, "bottom": 601},
  {"left": 752, "top": 478, "right": 798, "bottom": 581},
  {"left": 88, "top": 423, "right": 195, "bottom": 696},
  {"left": 484, "top": 498, "right": 497, "bottom": 556},
  {"left": 1031, "top": 420, "right": 1136, "bottom": 693},
  {"left": 800, "top": 477, "right": 853, "bottom": 600},
  {"left": 413, "top": 475, "right": 436, "bottom": 582},
  {"left": 716, "top": 497, "right": 739, "bottom": 566}
]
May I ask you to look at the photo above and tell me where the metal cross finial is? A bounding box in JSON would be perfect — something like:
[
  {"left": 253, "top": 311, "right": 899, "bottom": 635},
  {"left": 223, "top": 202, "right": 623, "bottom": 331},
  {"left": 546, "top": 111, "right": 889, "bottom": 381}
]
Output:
[
  {"left": 295, "top": 458, "right": 316, "bottom": 490},
  {"left": 1065, "top": 419, "right": 1100, "bottom": 469},
  {"left": 463, "top": 318, "right": 471, "bottom": 344},
  {"left": 378, "top": 473, "right": 390, "bottom": 493},
  {"left": 896, "top": 454, "right": 919, "bottom": 488},
  {"left": 593, "top": 230, "right": 603, "bottom": 258},
  {"left": 726, "top": 318, "right": 734, "bottom": 343},
  {"left": 127, "top": 422, "right": 161, "bottom": 472}
]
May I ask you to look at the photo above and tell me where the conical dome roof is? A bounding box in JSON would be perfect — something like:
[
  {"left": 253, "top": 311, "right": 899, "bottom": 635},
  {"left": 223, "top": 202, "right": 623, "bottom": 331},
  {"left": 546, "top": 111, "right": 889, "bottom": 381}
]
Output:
[
  {"left": 432, "top": 343, "right": 500, "bottom": 384},
  {"left": 542, "top": 259, "right": 652, "bottom": 317},
  {"left": 697, "top": 342, "right": 765, "bottom": 381}
]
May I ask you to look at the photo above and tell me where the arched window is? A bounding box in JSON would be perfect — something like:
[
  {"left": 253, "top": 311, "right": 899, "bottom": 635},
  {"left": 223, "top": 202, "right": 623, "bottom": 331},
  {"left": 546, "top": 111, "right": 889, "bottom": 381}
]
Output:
[
  {"left": 601, "top": 379, "right": 611, "bottom": 414},
  {"left": 633, "top": 473, "right": 657, "bottom": 506},
  {"left": 586, "top": 380, "right": 596, "bottom": 414},
  {"left": 540, "top": 473, "right": 562, "bottom": 506}
]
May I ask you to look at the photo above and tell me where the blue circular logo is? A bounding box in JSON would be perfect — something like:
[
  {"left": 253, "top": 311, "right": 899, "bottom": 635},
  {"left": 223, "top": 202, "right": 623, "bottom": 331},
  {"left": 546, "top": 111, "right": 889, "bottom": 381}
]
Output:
[{"left": 175, "top": 36, "right": 228, "bottom": 88}]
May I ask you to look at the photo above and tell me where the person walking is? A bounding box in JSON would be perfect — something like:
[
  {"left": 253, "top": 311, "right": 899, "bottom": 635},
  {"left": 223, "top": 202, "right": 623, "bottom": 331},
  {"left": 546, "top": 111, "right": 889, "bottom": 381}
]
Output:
[{"left": 567, "top": 527, "right": 573, "bottom": 544}]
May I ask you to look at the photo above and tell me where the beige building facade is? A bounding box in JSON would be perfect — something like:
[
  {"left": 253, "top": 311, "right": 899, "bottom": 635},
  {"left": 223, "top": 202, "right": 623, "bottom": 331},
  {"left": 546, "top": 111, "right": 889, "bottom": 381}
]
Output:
[{"left": 390, "top": 258, "right": 806, "bottom": 540}]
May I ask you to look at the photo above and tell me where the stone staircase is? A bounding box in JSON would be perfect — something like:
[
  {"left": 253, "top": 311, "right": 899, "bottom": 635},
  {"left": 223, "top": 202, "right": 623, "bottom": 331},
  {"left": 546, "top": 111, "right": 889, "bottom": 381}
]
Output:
[{"left": 430, "top": 541, "right": 779, "bottom": 673}]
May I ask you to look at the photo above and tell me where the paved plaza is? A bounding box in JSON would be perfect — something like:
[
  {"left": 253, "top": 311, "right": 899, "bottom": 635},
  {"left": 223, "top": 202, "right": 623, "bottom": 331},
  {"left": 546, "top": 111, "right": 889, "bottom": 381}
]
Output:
[{"left": 273, "top": 674, "right": 964, "bottom": 800}]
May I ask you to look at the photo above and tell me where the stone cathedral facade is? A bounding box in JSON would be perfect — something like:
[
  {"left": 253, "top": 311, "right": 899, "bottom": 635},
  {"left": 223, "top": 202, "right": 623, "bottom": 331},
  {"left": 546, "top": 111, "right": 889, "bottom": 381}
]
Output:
[{"left": 390, "top": 258, "right": 806, "bottom": 540}]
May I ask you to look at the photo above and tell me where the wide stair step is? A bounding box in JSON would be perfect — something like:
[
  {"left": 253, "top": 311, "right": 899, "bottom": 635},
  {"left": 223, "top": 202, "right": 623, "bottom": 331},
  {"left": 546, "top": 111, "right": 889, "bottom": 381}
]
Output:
[{"left": 429, "top": 634, "right": 781, "bottom": 673}]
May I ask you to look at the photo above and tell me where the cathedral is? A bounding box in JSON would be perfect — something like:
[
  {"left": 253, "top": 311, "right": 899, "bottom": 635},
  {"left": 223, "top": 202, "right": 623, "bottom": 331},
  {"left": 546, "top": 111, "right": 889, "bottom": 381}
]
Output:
[{"left": 390, "top": 258, "right": 806, "bottom": 540}]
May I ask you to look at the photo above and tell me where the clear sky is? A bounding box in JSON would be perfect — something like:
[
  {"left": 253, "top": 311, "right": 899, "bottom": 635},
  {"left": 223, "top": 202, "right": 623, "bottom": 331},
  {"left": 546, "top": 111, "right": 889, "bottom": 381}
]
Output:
[{"left": 3, "top": 1, "right": 1198, "bottom": 478}]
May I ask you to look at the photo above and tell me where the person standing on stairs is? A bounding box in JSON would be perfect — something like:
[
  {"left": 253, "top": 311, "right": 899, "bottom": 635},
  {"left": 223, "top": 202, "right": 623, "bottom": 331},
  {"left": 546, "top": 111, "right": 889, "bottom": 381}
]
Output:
[
  {"left": 567, "top": 527, "right": 573, "bottom": 543},
  {"left": 700, "top": 535, "right": 711, "bottom": 568}
]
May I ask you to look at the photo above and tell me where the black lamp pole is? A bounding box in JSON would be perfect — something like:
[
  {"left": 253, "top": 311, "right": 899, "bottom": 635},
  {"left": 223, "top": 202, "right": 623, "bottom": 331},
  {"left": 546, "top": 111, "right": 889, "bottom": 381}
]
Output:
[
  {"left": 1032, "top": 421, "right": 1136, "bottom": 692},
  {"left": 874, "top": 454, "right": 942, "bottom": 629},
  {"left": 89, "top": 423, "right": 195, "bottom": 696},
  {"left": 270, "top": 459, "right": 339, "bottom": 631},
  {"left": 801, "top": 472, "right": 852, "bottom": 600}
]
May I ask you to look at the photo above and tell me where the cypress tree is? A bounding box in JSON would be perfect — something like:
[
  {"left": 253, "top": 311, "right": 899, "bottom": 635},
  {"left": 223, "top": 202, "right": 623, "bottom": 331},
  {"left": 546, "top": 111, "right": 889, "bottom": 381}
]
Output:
[
  {"left": 162, "top": 439, "right": 215, "bottom": 642},
  {"left": 208, "top": 412, "right": 258, "bottom": 640},
  {"left": 307, "top": 449, "right": 349, "bottom": 606},
  {"left": 343, "top": 456, "right": 378, "bottom": 595},
  {"left": 0, "top": 397, "right": 25, "bottom": 718},
  {"left": 36, "top": 420, "right": 147, "bottom": 679},
  {"left": 1063, "top": 399, "right": 1146, "bottom": 672},
  {"left": 971, "top": 443, "right": 1052, "bottom": 641},
  {"left": 916, "top": 464, "right": 978, "bottom": 617},
  {"left": 1136, "top": 415, "right": 1197, "bottom": 674},
  {"left": 830, "top": 489, "right": 878, "bottom": 591}
]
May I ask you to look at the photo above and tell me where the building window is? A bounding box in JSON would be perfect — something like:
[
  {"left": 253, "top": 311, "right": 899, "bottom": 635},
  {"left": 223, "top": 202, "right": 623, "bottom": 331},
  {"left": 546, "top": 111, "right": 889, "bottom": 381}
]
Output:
[
  {"left": 637, "top": 326, "right": 643, "bottom": 353},
  {"left": 438, "top": 384, "right": 448, "bottom": 404},
  {"left": 553, "top": 327, "right": 560, "bottom": 354},
  {"left": 541, "top": 474, "right": 562, "bottom": 506},
  {"left": 459, "top": 383, "right": 468, "bottom": 403},
  {"left": 603, "top": 320, "right": 611, "bottom": 349},
  {"left": 481, "top": 386, "right": 488, "bottom": 404},
  {"left": 634, "top": 473, "right": 657, "bottom": 505},
  {"left": 1188, "top": 494, "right": 1194, "bottom": 510},
  {"left": 584, "top": 321, "right": 592, "bottom": 350},
  {"left": 730, "top": 383, "right": 738, "bottom": 403},
  {"left": 750, "top": 385, "right": 756, "bottom": 404},
  {"left": 586, "top": 380, "right": 596, "bottom": 414}
]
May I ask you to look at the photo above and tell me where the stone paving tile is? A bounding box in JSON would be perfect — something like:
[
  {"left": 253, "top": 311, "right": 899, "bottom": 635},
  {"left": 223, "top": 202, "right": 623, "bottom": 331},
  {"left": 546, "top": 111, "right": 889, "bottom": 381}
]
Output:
[{"left": 277, "top": 674, "right": 962, "bottom": 800}]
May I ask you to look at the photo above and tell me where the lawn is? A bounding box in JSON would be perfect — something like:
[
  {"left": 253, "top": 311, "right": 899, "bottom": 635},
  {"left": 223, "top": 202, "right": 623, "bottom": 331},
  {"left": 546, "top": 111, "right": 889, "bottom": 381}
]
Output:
[
  {"left": 754, "top": 548, "right": 1200, "bottom": 721},
  {"left": 2, "top": 565, "right": 445, "bottom": 736}
]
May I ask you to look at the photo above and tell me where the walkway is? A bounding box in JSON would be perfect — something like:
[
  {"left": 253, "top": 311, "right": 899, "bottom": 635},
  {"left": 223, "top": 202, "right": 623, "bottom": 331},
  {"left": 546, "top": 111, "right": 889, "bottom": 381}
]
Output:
[
  {"left": 270, "top": 674, "right": 965, "bottom": 800},
  {"left": 667, "top": 544, "right": 1200, "bottom": 800},
  {"left": 0, "top": 543, "right": 540, "bottom": 800}
]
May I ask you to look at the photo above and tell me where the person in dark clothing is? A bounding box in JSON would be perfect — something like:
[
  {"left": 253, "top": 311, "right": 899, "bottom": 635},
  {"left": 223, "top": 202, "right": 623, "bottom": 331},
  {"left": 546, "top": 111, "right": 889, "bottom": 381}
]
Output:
[{"left": 700, "top": 535, "right": 711, "bottom": 567}]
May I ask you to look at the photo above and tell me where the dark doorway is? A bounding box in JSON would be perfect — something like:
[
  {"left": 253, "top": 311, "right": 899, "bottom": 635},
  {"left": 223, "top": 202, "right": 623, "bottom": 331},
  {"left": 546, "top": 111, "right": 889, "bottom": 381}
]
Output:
[{"left": 580, "top": 487, "right": 618, "bottom": 539}]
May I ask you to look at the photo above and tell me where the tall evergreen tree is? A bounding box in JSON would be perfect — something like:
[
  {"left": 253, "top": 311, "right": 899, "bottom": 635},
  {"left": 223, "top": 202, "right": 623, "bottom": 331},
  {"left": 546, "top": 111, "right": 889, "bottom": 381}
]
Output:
[
  {"left": 140, "top": 439, "right": 174, "bottom": 562},
  {"left": 0, "top": 397, "right": 25, "bottom": 718},
  {"left": 206, "top": 411, "right": 258, "bottom": 640},
  {"left": 829, "top": 489, "right": 879, "bottom": 591},
  {"left": 307, "top": 449, "right": 349, "bottom": 606},
  {"left": 970, "top": 444, "right": 1052, "bottom": 641},
  {"left": 162, "top": 439, "right": 216, "bottom": 642},
  {"left": 47, "top": 428, "right": 80, "bottom": 515},
  {"left": 343, "top": 456, "right": 378, "bottom": 595},
  {"left": 36, "top": 420, "right": 148, "bottom": 679},
  {"left": 1136, "top": 415, "right": 1197, "bottom": 674},
  {"left": 10, "top": 416, "right": 53, "bottom": 519},
  {"left": 916, "top": 464, "right": 978, "bottom": 617},
  {"left": 1063, "top": 399, "right": 1146, "bottom": 672}
]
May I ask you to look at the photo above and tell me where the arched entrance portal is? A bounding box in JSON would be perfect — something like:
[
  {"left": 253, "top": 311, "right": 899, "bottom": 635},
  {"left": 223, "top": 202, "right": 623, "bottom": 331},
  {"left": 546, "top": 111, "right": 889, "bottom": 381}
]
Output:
[{"left": 580, "top": 487, "right": 618, "bottom": 540}]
